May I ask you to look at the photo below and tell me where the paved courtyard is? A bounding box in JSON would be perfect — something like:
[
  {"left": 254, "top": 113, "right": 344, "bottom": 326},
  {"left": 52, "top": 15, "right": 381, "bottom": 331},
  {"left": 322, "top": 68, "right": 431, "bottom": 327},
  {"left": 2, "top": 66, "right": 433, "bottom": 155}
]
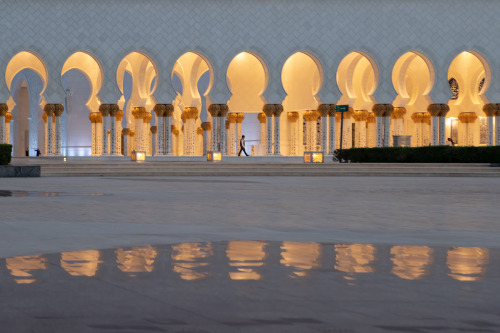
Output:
[{"left": 1, "top": 176, "right": 500, "bottom": 332}]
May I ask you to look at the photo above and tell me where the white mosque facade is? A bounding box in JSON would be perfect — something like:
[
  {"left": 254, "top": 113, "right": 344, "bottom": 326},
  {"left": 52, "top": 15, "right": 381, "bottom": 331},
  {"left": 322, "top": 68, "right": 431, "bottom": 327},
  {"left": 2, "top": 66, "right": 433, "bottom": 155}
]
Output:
[{"left": 1, "top": 0, "right": 500, "bottom": 157}]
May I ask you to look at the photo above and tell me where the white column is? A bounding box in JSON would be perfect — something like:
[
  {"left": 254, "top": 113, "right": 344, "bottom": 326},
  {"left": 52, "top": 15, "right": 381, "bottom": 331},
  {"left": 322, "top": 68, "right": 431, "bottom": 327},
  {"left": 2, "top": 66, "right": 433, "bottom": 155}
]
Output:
[
  {"left": 43, "top": 115, "right": 48, "bottom": 155},
  {"left": 156, "top": 116, "right": 164, "bottom": 155},
  {"left": 274, "top": 113, "right": 281, "bottom": 155},
  {"left": 496, "top": 115, "right": 500, "bottom": 146},
  {"left": 47, "top": 113, "right": 54, "bottom": 155},
  {"left": 376, "top": 117, "right": 383, "bottom": 147},
  {"left": 165, "top": 115, "right": 172, "bottom": 155},
  {"left": 110, "top": 113, "right": 117, "bottom": 156},
  {"left": 211, "top": 117, "right": 218, "bottom": 152},
  {"left": 220, "top": 117, "right": 227, "bottom": 155},
  {"left": 488, "top": 116, "right": 494, "bottom": 146},
  {"left": 439, "top": 116, "right": 446, "bottom": 145},
  {"left": 329, "top": 114, "right": 335, "bottom": 154},
  {"left": 258, "top": 113, "right": 266, "bottom": 147},
  {"left": 383, "top": 116, "right": 391, "bottom": 147},
  {"left": 55, "top": 114, "right": 62, "bottom": 155},
  {"left": 287, "top": 112, "right": 298, "bottom": 156},
  {"left": 321, "top": 116, "right": 327, "bottom": 153},
  {"left": 430, "top": 116, "right": 439, "bottom": 146},
  {"left": 266, "top": 115, "right": 273, "bottom": 155}
]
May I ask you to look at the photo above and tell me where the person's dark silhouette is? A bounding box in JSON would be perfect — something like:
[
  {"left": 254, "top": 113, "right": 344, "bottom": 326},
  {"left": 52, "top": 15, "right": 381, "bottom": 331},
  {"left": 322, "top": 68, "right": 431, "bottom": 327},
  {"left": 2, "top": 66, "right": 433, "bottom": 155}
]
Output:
[{"left": 238, "top": 135, "right": 249, "bottom": 156}]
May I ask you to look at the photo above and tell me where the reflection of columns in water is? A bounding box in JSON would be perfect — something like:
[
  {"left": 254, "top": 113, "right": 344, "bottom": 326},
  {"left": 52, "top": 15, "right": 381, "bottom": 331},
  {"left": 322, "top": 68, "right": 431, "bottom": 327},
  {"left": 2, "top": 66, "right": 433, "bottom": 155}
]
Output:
[
  {"left": 201, "top": 122, "right": 211, "bottom": 155},
  {"left": 6, "top": 255, "right": 47, "bottom": 284},
  {"left": 0, "top": 104, "right": 7, "bottom": 144},
  {"left": 227, "top": 240, "right": 267, "bottom": 280},
  {"left": 115, "top": 246, "right": 158, "bottom": 277},
  {"left": 227, "top": 113, "right": 237, "bottom": 155},
  {"left": 353, "top": 110, "right": 369, "bottom": 148},
  {"left": 304, "top": 110, "right": 320, "bottom": 151},
  {"left": 273, "top": 106, "right": 283, "bottom": 155},
  {"left": 258, "top": 113, "right": 266, "bottom": 147},
  {"left": 335, "top": 243, "right": 376, "bottom": 275},
  {"left": 208, "top": 104, "right": 220, "bottom": 152},
  {"left": 287, "top": 112, "right": 299, "bottom": 156},
  {"left": 61, "top": 250, "right": 101, "bottom": 277},
  {"left": 458, "top": 112, "right": 478, "bottom": 146},
  {"left": 391, "top": 107, "right": 406, "bottom": 137},
  {"left": 482, "top": 104, "right": 497, "bottom": 146},
  {"left": 280, "top": 241, "right": 321, "bottom": 277},
  {"left": 390, "top": 245, "right": 433, "bottom": 280},
  {"left": 263, "top": 105, "right": 275, "bottom": 155},
  {"left": 171, "top": 242, "right": 213, "bottom": 280},
  {"left": 447, "top": 247, "right": 489, "bottom": 281}
]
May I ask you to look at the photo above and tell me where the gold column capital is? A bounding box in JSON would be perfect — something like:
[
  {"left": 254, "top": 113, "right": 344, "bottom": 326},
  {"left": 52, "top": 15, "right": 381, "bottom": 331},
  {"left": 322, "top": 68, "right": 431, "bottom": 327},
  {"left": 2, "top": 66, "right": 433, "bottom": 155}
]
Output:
[
  {"left": 257, "top": 113, "right": 266, "bottom": 123},
  {"left": 131, "top": 107, "right": 147, "bottom": 119},
  {"left": 458, "top": 112, "right": 478, "bottom": 123},
  {"left": 150, "top": 126, "right": 157, "bottom": 134},
  {"left": 54, "top": 104, "right": 64, "bottom": 117},
  {"left": 5, "top": 112, "right": 12, "bottom": 123},
  {"left": 367, "top": 112, "right": 376, "bottom": 123},
  {"left": 89, "top": 112, "right": 98, "bottom": 123},
  {"left": 201, "top": 122, "right": 211, "bottom": 131},
  {"left": 318, "top": 104, "right": 335, "bottom": 117},
  {"left": 143, "top": 112, "right": 152, "bottom": 123},
  {"left": 0, "top": 104, "right": 8, "bottom": 116},
  {"left": 129, "top": 130, "right": 135, "bottom": 137},
  {"left": 43, "top": 113, "right": 48, "bottom": 123},
  {"left": 287, "top": 111, "right": 299, "bottom": 122},
  {"left": 304, "top": 110, "right": 320, "bottom": 122},
  {"left": 116, "top": 110, "right": 124, "bottom": 121},
  {"left": 227, "top": 113, "right": 237, "bottom": 123},
  {"left": 483, "top": 103, "right": 498, "bottom": 117},
  {"left": 353, "top": 110, "right": 369, "bottom": 122},
  {"left": 98, "top": 104, "right": 110, "bottom": 116},
  {"left": 44, "top": 104, "right": 55, "bottom": 116},
  {"left": 208, "top": 104, "right": 220, "bottom": 117},
  {"left": 427, "top": 104, "right": 442, "bottom": 117},
  {"left": 197, "top": 127, "right": 203, "bottom": 135},
  {"left": 263, "top": 104, "right": 279, "bottom": 117},
  {"left": 236, "top": 113, "right": 245, "bottom": 123},
  {"left": 411, "top": 112, "right": 424, "bottom": 124},
  {"left": 372, "top": 104, "right": 389, "bottom": 117},
  {"left": 183, "top": 107, "right": 198, "bottom": 120},
  {"left": 122, "top": 128, "right": 131, "bottom": 136},
  {"left": 391, "top": 107, "right": 407, "bottom": 119}
]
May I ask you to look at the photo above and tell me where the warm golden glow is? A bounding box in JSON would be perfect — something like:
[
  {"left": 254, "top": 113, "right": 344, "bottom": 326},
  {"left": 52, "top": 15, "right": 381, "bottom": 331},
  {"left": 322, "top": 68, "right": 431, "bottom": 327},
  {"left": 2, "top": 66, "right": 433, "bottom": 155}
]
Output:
[
  {"left": 312, "top": 152, "right": 323, "bottom": 163},
  {"left": 335, "top": 244, "right": 376, "bottom": 275},
  {"left": 304, "top": 152, "right": 323, "bottom": 163},
  {"left": 207, "top": 151, "right": 222, "bottom": 162},
  {"left": 115, "top": 246, "right": 158, "bottom": 277},
  {"left": 6, "top": 255, "right": 47, "bottom": 284},
  {"left": 227, "top": 241, "right": 267, "bottom": 280},
  {"left": 304, "top": 153, "right": 311, "bottom": 163},
  {"left": 447, "top": 247, "right": 489, "bottom": 281},
  {"left": 60, "top": 250, "right": 101, "bottom": 277},
  {"left": 280, "top": 242, "right": 321, "bottom": 277},
  {"left": 391, "top": 245, "right": 433, "bottom": 280},
  {"left": 131, "top": 150, "right": 146, "bottom": 162},
  {"left": 171, "top": 242, "right": 213, "bottom": 281}
]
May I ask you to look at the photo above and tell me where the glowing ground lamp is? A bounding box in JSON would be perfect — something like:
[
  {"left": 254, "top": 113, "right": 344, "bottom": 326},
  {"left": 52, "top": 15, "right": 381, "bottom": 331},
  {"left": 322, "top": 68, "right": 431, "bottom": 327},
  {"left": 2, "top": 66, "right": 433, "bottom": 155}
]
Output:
[
  {"left": 304, "top": 151, "right": 324, "bottom": 163},
  {"left": 207, "top": 151, "right": 222, "bottom": 162},
  {"left": 131, "top": 150, "right": 146, "bottom": 162}
]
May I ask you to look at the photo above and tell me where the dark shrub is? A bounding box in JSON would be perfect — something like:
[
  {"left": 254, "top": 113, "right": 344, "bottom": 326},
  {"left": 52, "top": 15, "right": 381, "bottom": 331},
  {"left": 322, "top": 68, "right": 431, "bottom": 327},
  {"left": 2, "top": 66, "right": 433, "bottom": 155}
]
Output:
[{"left": 0, "top": 144, "right": 12, "bottom": 165}]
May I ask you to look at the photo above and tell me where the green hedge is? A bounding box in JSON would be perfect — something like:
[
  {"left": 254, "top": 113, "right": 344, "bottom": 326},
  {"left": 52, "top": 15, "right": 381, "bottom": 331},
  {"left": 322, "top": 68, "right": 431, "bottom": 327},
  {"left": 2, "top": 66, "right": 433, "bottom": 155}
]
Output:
[
  {"left": 334, "top": 146, "right": 500, "bottom": 163},
  {"left": 0, "top": 144, "right": 12, "bottom": 165}
]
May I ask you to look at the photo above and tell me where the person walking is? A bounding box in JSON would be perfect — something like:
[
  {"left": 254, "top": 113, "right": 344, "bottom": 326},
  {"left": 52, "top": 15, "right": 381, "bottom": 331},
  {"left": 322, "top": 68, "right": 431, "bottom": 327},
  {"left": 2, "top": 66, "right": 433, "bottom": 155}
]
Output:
[{"left": 238, "top": 135, "right": 249, "bottom": 156}]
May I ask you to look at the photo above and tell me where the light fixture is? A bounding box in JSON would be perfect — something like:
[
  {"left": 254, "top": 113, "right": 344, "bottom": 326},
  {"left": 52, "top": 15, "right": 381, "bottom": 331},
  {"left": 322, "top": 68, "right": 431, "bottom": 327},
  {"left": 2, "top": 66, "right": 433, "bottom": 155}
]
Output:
[
  {"left": 207, "top": 151, "right": 222, "bottom": 162},
  {"left": 131, "top": 150, "right": 146, "bottom": 162},
  {"left": 304, "top": 151, "right": 324, "bottom": 163}
]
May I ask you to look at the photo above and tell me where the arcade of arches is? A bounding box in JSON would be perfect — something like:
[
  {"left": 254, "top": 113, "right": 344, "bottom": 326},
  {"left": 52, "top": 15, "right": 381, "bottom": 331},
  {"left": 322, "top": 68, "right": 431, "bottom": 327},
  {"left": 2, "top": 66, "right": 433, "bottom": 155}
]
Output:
[{"left": 1, "top": 50, "right": 499, "bottom": 157}]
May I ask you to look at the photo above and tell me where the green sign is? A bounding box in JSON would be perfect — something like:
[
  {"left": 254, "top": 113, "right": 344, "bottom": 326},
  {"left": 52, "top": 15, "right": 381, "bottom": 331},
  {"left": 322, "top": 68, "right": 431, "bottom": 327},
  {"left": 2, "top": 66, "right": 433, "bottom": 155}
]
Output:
[{"left": 336, "top": 105, "right": 349, "bottom": 113}]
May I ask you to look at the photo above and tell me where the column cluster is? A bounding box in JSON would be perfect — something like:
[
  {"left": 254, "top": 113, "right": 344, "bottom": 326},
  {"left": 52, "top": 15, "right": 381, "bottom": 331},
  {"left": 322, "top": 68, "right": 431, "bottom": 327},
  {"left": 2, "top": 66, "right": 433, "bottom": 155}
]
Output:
[
  {"left": 201, "top": 122, "right": 211, "bottom": 155},
  {"left": 287, "top": 112, "right": 299, "bottom": 155},
  {"left": 44, "top": 104, "right": 64, "bottom": 156},
  {"left": 353, "top": 110, "right": 369, "bottom": 148},
  {"left": 182, "top": 107, "right": 198, "bottom": 156},
  {"left": 372, "top": 104, "right": 393, "bottom": 147},
  {"left": 458, "top": 112, "right": 478, "bottom": 146},
  {"left": 226, "top": 113, "right": 237, "bottom": 155},
  {"left": 262, "top": 104, "right": 283, "bottom": 155},
  {"left": 304, "top": 110, "right": 320, "bottom": 151},
  {"left": 207, "top": 104, "right": 229, "bottom": 154},
  {"left": 154, "top": 104, "right": 174, "bottom": 156},
  {"left": 427, "top": 104, "right": 449, "bottom": 146}
]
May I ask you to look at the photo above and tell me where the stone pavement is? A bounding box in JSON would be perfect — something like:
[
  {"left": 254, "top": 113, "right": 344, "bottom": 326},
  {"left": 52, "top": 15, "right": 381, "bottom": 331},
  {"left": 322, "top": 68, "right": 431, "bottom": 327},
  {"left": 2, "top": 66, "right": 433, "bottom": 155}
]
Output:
[{"left": 0, "top": 176, "right": 499, "bottom": 332}]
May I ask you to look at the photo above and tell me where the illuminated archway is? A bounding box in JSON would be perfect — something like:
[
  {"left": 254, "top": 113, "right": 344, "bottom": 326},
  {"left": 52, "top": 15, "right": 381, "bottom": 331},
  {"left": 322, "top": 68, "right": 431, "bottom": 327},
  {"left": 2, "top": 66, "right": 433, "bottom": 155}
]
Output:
[
  {"left": 448, "top": 51, "right": 490, "bottom": 146},
  {"left": 62, "top": 51, "right": 103, "bottom": 156},
  {"left": 226, "top": 52, "right": 268, "bottom": 154},
  {"left": 171, "top": 52, "right": 213, "bottom": 156},
  {"left": 282, "top": 52, "right": 323, "bottom": 155},
  {"left": 5, "top": 51, "right": 48, "bottom": 156}
]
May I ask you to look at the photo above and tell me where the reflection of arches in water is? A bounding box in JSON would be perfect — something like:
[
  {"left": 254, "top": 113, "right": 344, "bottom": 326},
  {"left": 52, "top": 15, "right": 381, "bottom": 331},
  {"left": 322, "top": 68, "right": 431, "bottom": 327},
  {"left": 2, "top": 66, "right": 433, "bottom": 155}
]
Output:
[
  {"left": 62, "top": 51, "right": 103, "bottom": 156},
  {"left": 447, "top": 247, "right": 489, "bottom": 282},
  {"left": 5, "top": 255, "right": 47, "bottom": 284},
  {"left": 61, "top": 250, "right": 101, "bottom": 277},
  {"left": 226, "top": 241, "right": 267, "bottom": 280},
  {"left": 171, "top": 242, "right": 213, "bottom": 281},
  {"left": 227, "top": 52, "right": 268, "bottom": 149},
  {"left": 334, "top": 243, "right": 377, "bottom": 278},
  {"left": 115, "top": 246, "right": 158, "bottom": 277},
  {"left": 391, "top": 245, "right": 433, "bottom": 280},
  {"left": 5, "top": 51, "right": 48, "bottom": 157},
  {"left": 280, "top": 241, "right": 321, "bottom": 277}
]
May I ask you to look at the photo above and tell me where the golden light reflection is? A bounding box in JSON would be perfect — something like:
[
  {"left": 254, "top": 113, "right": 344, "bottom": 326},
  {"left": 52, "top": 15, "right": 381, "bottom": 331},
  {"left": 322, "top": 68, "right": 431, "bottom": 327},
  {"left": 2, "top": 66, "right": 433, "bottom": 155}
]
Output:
[
  {"left": 5, "top": 255, "right": 47, "bottom": 284},
  {"left": 116, "top": 246, "right": 158, "bottom": 277},
  {"left": 447, "top": 247, "right": 489, "bottom": 281},
  {"left": 335, "top": 244, "right": 376, "bottom": 276},
  {"left": 227, "top": 241, "right": 267, "bottom": 280},
  {"left": 171, "top": 242, "right": 213, "bottom": 280},
  {"left": 391, "top": 245, "right": 433, "bottom": 280},
  {"left": 280, "top": 242, "right": 321, "bottom": 277},
  {"left": 60, "top": 250, "right": 102, "bottom": 277}
]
